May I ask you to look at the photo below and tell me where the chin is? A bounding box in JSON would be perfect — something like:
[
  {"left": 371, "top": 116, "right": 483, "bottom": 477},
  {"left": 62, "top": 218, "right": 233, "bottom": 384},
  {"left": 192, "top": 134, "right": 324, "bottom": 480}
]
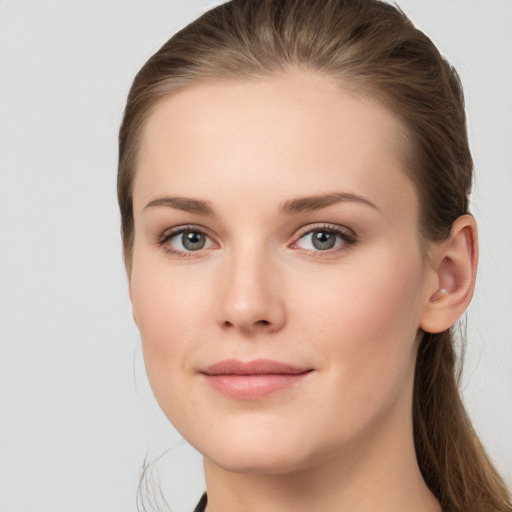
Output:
[
  {"left": 192, "top": 418, "right": 328, "bottom": 476},
  {"left": 205, "top": 445, "right": 313, "bottom": 476}
]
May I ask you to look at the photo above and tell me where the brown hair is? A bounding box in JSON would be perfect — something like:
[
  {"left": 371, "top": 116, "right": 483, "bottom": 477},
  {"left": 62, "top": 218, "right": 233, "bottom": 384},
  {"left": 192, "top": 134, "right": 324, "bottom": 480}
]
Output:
[{"left": 118, "top": 1, "right": 511, "bottom": 510}]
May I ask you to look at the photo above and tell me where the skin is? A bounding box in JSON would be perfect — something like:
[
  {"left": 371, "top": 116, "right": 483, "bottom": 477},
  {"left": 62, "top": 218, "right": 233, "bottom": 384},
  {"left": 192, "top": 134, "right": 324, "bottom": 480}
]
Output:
[{"left": 129, "top": 71, "right": 476, "bottom": 511}]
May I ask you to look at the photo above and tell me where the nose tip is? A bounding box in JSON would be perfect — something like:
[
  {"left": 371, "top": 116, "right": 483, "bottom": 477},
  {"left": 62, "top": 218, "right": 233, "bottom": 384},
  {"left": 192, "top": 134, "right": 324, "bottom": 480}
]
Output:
[{"left": 216, "top": 255, "right": 286, "bottom": 335}]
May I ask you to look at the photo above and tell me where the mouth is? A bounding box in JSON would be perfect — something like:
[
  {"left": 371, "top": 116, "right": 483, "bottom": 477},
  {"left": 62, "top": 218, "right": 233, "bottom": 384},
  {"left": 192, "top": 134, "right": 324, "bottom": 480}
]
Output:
[{"left": 199, "top": 359, "right": 314, "bottom": 399}]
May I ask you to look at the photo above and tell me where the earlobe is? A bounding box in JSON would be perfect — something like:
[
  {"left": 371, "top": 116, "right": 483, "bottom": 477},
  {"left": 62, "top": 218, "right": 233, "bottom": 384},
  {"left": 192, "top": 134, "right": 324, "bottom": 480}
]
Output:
[{"left": 420, "top": 215, "right": 478, "bottom": 334}]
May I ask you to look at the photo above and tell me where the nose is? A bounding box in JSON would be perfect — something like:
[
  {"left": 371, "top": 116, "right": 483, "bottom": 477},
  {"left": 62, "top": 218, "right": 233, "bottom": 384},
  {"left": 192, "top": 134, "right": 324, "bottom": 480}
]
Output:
[{"left": 215, "top": 247, "right": 286, "bottom": 335}]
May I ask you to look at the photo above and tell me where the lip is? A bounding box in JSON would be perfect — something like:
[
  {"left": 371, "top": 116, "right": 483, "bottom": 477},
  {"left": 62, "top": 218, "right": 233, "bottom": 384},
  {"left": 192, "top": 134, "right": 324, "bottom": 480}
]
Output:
[{"left": 199, "top": 359, "right": 313, "bottom": 399}]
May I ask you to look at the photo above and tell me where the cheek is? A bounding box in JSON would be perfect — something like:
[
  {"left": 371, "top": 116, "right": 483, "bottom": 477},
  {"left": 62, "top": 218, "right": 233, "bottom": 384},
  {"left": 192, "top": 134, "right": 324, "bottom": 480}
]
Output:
[
  {"left": 129, "top": 253, "right": 213, "bottom": 408},
  {"left": 302, "top": 251, "right": 422, "bottom": 334},
  {"left": 297, "top": 247, "right": 425, "bottom": 419}
]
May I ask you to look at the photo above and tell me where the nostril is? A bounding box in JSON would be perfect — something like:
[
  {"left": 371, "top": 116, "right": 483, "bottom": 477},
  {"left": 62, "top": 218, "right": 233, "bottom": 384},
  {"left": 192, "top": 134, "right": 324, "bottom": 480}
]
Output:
[{"left": 222, "top": 319, "right": 270, "bottom": 329}]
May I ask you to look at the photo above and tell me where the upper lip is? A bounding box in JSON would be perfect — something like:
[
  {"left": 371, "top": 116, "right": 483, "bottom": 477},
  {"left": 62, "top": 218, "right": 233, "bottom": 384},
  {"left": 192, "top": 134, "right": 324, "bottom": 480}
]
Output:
[{"left": 200, "top": 359, "right": 312, "bottom": 376}]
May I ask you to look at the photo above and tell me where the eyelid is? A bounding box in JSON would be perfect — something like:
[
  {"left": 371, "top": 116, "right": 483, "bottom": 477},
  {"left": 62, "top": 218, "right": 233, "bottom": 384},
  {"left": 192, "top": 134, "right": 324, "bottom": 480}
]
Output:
[{"left": 293, "top": 222, "right": 356, "bottom": 239}]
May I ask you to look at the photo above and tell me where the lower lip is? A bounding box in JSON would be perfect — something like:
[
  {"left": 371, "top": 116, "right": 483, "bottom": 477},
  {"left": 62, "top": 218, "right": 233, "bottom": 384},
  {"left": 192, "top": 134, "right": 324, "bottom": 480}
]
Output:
[{"left": 202, "top": 373, "right": 311, "bottom": 399}]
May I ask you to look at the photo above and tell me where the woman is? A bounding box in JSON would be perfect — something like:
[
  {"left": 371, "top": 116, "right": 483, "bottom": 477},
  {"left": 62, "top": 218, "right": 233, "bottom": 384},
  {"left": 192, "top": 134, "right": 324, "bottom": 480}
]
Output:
[{"left": 118, "top": 0, "right": 512, "bottom": 511}]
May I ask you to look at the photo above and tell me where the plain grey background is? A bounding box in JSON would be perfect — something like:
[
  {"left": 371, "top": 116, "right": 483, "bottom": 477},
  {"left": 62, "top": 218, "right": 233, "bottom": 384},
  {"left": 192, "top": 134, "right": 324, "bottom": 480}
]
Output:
[{"left": 0, "top": 1, "right": 511, "bottom": 511}]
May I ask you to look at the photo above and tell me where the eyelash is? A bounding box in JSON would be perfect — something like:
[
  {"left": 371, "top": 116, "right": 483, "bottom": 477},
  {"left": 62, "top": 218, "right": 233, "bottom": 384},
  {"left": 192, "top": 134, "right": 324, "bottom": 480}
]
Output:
[{"left": 157, "top": 223, "right": 358, "bottom": 258}]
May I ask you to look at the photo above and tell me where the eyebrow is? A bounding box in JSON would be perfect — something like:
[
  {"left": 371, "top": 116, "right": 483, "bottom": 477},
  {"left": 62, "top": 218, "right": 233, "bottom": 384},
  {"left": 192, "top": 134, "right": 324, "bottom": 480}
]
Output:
[
  {"left": 279, "top": 192, "right": 379, "bottom": 214},
  {"left": 144, "top": 196, "right": 214, "bottom": 215},
  {"left": 143, "top": 191, "right": 379, "bottom": 216}
]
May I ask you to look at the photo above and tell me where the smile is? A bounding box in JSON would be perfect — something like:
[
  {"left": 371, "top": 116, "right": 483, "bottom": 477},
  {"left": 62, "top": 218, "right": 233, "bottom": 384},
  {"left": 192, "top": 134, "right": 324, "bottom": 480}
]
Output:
[{"left": 199, "top": 359, "right": 314, "bottom": 399}]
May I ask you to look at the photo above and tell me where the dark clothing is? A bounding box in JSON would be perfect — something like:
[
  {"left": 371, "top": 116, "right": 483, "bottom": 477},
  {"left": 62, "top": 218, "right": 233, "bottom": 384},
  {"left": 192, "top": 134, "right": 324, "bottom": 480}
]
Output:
[{"left": 194, "top": 493, "right": 208, "bottom": 512}]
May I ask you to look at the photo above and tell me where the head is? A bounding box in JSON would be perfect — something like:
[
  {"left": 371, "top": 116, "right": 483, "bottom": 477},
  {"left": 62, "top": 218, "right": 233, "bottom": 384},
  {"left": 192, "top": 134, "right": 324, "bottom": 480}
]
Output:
[{"left": 118, "top": 1, "right": 510, "bottom": 510}]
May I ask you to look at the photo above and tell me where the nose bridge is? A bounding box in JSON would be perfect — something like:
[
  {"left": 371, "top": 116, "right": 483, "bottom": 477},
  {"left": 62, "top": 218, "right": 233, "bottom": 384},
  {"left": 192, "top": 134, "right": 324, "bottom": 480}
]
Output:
[{"left": 216, "top": 241, "right": 285, "bottom": 333}]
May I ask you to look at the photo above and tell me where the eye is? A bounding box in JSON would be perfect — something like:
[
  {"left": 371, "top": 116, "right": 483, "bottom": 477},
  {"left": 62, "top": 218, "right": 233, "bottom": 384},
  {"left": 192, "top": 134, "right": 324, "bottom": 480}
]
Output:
[
  {"left": 292, "top": 225, "right": 357, "bottom": 253},
  {"left": 159, "top": 227, "right": 216, "bottom": 256}
]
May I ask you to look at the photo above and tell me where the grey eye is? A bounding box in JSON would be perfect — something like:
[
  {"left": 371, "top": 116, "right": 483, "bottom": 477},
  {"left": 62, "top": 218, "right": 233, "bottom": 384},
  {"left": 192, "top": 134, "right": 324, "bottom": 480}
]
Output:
[
  {"left": 293, "top": 226, "right": 355, "bottom": 253},
  {"left": 181, "top": 231, "right": 207, "bottom": 251},
  {"left": 161, "top": 227, "right": 216, "bottom": 256},
  {"left": 311, "top": 231, "right": 337, "bottom": 250}
]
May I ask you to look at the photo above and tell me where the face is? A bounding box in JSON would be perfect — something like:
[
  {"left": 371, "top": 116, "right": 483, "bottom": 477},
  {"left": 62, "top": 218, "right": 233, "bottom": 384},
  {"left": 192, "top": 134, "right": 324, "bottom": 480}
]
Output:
[{"left": 130, "top": 71, "right": 435, "bottom": 476}]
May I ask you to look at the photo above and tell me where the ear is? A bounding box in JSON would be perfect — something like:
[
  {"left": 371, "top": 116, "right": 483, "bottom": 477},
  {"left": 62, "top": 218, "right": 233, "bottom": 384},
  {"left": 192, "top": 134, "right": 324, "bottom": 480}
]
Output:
[{"left": 420, "top": 215, "right": 478, "bottom": 334}]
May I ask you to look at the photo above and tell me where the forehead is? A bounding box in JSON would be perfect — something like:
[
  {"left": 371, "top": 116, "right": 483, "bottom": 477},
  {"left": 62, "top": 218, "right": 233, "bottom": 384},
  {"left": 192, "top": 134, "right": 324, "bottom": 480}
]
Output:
[{"left": 134, "top": 71, "right": 416, "bottom": 219}]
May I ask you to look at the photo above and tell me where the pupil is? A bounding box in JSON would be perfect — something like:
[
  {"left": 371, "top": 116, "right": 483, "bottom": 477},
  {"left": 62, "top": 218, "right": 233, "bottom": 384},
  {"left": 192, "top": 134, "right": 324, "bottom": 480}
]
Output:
[
  {"left": 312, "top": 231, "right": 336, "bottom": 250},
  {"left": 183, "top": 231, "right": 205, "bottom": 250}
]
